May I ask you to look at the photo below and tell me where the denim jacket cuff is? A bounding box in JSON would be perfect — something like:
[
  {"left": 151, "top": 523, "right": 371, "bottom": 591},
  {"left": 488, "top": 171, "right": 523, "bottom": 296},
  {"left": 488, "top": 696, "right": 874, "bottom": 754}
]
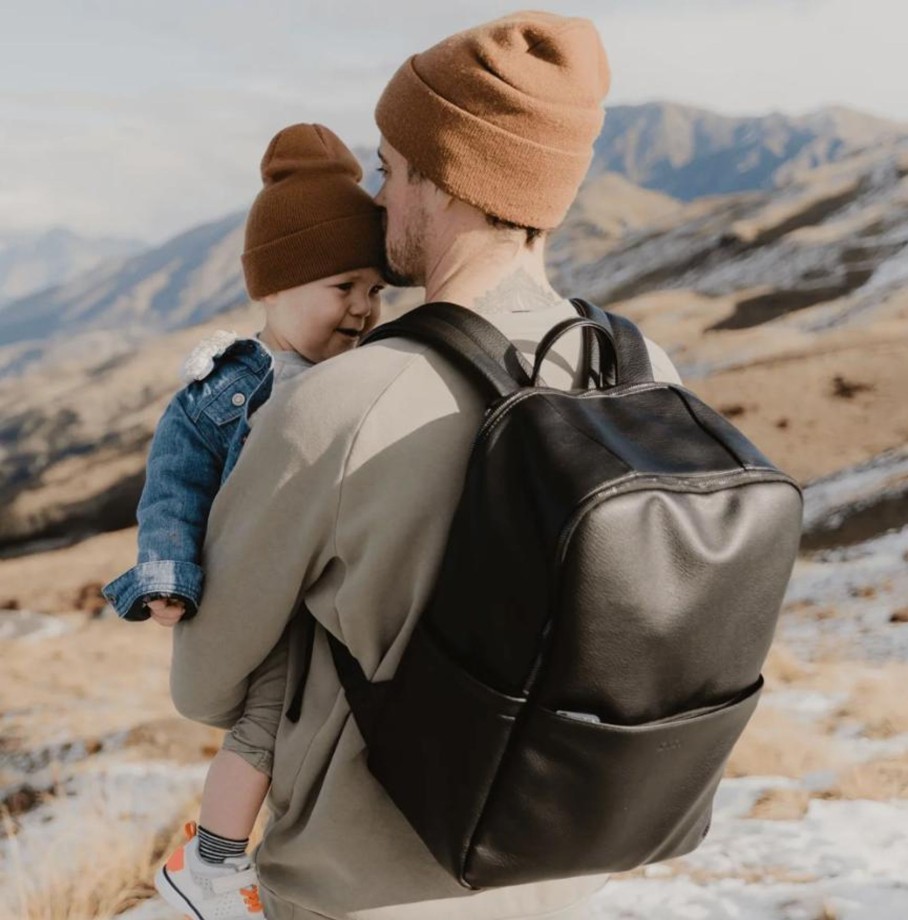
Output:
[{"left": 102, "top": 561, "right": 205, "bottom": 622}]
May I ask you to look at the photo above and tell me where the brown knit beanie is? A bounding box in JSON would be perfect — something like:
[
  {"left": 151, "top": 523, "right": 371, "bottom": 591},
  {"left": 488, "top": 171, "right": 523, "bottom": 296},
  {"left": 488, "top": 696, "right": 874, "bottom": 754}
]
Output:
[
  {"left": 375, "top": 11, "right": 610, "bottom": 230},
  {"left": 242, "top": 124, "right": 385, "bottom": 299}
]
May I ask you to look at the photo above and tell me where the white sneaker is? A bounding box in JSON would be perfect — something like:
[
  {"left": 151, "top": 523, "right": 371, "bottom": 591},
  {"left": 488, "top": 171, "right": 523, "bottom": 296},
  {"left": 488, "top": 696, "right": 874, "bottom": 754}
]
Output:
[{"left": 154, "top": 822, "right": 264, "bottom": 919}]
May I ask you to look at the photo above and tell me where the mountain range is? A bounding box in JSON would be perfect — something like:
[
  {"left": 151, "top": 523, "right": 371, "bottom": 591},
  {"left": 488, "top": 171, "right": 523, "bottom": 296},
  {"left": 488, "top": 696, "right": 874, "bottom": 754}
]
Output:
[
  {"left": 1, "top": 101, "right": 907, "bottom": 551},
  {"left": 0, "top": 227, "right": 145, "bottom": 309},
  {"left": 591, "top": 103, "right": 906, "bottom": 199},
  {"left": 1, "top": 102, "right": 905, "bottom": 380}
]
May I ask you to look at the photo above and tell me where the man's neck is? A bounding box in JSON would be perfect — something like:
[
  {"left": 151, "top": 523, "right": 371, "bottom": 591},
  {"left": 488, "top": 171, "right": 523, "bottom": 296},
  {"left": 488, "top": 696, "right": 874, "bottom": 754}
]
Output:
[{"left": 423, "top": 233, "right": 563, "bottom": 316}]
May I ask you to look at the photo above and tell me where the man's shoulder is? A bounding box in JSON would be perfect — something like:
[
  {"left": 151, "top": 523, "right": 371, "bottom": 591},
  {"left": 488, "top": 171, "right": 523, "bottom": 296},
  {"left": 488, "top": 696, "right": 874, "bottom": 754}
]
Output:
[{"left": 266, "top": 337, "right": 436, "bottom": 428}]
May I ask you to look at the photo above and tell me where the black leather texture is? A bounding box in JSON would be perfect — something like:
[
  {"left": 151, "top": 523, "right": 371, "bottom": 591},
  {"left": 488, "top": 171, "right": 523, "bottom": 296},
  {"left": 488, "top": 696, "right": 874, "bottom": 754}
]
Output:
[{"left": 322, "top": 302, "right": 804, "bottom": 889}]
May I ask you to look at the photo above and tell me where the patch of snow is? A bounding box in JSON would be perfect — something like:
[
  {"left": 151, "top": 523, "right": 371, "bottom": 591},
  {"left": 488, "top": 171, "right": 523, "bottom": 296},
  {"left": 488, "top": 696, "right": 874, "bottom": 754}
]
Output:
[
  {"left": 117, "top": 897, "right": 176, "bottom": 920},
  {"left": 712, "top": 776, "right": 802, "bottom": 819},
  {"left": 801, "top": 447, "right": 908, "bottom": 535},
  {"left": 593, "top": 875, "right": 908, "bottom": 920},
  {"left": 763, "top": 689, "right": 848, "bottom": 720},
  {"left": 593, "top": 789, "right": 908, "bottom": 920},
  {"left": 0, "top": 609, "right": 75, "bottom": 641},
  {"left": 838, "top": 733, "right": 908, "bottom": 763},
  {"left": 781, "top": 524, "right": 908, "bottom": 662},
  {"left": 0, "top": 760, "right": 206, "bottom": 882},
  {"left": 858, "top": 242, "right": 908, "bottom": 293}
]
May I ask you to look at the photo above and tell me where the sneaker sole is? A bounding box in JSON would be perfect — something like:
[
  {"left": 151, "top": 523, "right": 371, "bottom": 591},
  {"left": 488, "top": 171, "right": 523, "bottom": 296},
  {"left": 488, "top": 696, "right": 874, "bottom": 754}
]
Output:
[{"left": 154, "top": 864, "right": 204, "bottom": 920}]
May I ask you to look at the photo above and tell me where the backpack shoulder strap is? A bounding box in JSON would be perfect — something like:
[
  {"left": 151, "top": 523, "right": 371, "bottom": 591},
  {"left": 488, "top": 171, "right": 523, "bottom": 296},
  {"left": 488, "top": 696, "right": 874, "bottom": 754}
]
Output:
[
  {"left": 287, "top": 303, "right": 529, "bottom": 727},
  {"left": 325, "top": 629, "right": 389, "bottom": 745},
  {"left": 362, "top": 302, "right": 531, "bottom": 400},
  {"left": 285, "top": 608, "right": 390, "bottom": 739}
]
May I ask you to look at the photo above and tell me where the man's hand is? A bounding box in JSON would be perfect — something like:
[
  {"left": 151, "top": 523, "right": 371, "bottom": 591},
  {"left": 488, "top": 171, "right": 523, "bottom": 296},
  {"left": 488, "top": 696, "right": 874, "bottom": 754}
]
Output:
[{"left": 145, "top": 596, "right": 187, "bottom": 627}]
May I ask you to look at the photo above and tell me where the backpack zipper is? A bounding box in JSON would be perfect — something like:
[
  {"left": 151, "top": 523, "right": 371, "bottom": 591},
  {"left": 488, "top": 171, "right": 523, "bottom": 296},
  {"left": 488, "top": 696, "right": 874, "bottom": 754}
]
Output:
[{"left": 473, "top": 381, "right": 674, "bottom": 452}]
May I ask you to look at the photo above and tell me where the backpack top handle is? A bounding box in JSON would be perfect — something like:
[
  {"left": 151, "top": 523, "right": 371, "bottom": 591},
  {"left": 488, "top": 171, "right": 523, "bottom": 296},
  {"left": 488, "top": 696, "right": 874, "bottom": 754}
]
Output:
[
  {"left": 362, "top": 298, "right": 655, "bottom": 396},
  {"left": 531, "top": 317, "right": 617, "bottom": 388},
  {"left": 571, "top": 298, "right": 654, "bottom": 387}
]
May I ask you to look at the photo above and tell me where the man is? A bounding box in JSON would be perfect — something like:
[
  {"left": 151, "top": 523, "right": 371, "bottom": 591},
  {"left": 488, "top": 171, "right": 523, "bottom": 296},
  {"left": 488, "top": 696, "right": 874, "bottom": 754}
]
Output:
[{"left": 171, "top": 11, "right": 681, "bottom": 920}]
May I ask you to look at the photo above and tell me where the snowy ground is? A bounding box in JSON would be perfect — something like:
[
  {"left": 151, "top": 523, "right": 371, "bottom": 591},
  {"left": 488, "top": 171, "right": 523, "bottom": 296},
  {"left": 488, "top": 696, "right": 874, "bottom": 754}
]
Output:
[
  {"left": 3, "top": 456, "right": 908, "bottom": 920},
  {"left": 593, "top": 780, "right": 908, "bottom": 920}
]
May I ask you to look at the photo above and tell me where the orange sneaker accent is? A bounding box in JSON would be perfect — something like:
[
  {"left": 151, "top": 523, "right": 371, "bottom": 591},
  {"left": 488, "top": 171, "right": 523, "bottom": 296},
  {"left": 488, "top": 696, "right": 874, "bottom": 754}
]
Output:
[
  {"left": 164, "top": 823, "right": 196, "bottom": 872},
  {"left": 166, "top": 845, "right": 185, "bottom": 872},
  {"left": 241, "top": 885, "right": 263, "bottom": 913}
]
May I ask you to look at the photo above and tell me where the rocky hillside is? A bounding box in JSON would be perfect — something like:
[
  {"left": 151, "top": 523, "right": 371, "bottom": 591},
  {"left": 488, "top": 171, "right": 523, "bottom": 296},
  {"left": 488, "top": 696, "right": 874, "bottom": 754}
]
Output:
[
  {"left": 562, "top": 142, "right": 908, "bottom": 320},
  {"left": 1, "top": 149, "right": 906, "bottom": 550},
  {"left": 0, "top": 302, "right": 260, "bottom": 553},
  {"left": 0, "top": 108, "right": 907, "bottom": 551},
  {"left": 5, "top": 104, "right": 905, "bottom": 384}
]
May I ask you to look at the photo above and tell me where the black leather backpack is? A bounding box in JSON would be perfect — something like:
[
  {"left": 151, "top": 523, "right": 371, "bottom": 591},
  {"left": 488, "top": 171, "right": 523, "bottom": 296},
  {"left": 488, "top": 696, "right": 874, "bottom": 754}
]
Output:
[{"left": 287, "top": 299, "right": 803, "bottom": 889}]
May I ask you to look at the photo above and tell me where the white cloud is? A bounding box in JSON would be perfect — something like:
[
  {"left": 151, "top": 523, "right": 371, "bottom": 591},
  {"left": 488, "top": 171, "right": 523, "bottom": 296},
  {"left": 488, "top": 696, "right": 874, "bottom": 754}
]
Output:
[
  {"left": 599, "top": 0, "right": 908, "bottom": 118},
  {"left": 2, "top": 0, "right": 907, "bottom": 242}
]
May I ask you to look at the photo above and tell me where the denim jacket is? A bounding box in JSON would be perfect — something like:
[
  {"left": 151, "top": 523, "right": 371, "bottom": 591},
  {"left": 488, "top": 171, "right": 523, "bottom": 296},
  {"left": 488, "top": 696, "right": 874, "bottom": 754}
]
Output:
[{"left": 103, "top": 334, "right": 279, "bottom": 621}]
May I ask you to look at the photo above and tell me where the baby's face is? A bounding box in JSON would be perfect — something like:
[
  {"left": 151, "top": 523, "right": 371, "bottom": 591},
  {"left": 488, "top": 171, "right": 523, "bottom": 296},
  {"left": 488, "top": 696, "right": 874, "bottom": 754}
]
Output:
[{"left": 262, "top": 268, "right": 385, "bottom": 362}]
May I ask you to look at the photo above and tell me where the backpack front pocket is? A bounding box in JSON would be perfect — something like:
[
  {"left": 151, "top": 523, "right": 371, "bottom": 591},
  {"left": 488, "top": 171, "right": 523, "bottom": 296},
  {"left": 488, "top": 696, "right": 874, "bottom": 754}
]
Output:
[
  {"left": 366, "top": 625, "right": 525, "bottom": 887},
  {"left": 465, "top": 678, "right": 763, "bottom": 888}
]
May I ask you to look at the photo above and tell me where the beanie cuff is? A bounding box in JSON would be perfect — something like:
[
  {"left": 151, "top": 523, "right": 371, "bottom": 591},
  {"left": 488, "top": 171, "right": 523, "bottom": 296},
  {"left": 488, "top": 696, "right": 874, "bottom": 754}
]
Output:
[
  {"left": 376, "top": 57, "right": 601, "bottom": 230},
  {"left": 242, "top": 210, "right": 385, "bottom": 299}
]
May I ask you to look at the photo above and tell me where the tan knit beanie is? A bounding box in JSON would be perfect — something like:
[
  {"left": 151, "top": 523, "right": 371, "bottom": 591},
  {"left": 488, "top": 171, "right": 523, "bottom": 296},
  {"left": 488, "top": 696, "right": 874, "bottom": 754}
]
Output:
[
  {"left": 375, "top": 11, "right": 610, "bottom": 230},
  {"left": 242, "top": 124, "right": 385, "bottom": 299}
]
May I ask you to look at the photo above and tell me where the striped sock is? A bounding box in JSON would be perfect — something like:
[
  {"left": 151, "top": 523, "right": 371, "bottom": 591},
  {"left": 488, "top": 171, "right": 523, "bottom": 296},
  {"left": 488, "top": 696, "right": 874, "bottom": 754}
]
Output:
[{"left": 197, "top": 825, "right": 249, "bottom": 865}]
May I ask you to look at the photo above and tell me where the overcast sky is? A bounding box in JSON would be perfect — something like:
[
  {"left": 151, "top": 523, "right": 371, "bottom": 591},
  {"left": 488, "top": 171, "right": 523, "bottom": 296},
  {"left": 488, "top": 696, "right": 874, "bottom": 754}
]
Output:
[{"left": 2, "top": 0, "right": 907, "bottom": 243}]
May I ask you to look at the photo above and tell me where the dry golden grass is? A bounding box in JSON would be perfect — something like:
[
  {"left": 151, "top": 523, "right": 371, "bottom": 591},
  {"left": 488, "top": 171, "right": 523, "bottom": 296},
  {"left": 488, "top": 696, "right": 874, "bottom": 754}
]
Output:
[
  {"left": 617, "top": 857, "right": 818, "bottom": 886},
  {"left": 0, "top": 617, "right": 176, "bottom": 748},
  {"left": 688, "top": 323, "right": 908, "bottom": 482},
  {"left": 732, "top": 644, "right": 908, "bottom": 779},
  {"left": 833, "top": 665, "right": 908, "bottom": 738},
  {"left": 763, "top": 643, "right": 813, "bottom": 685},
  {"left": 817, "top": 755, "right": 908, "bottom": 801},
  {"left": 1, "top": 800, "right": 194, "bottom": 920},
  {"left": 747, "top": 787, "right": 811, "bottom": 820},
  {"left": 728, "top": 705, "right": 845, "bottom": 778},
  {"left": 0, "top": 610, "right": 270, "bottom": 920},
  {"left": 0, "top": 528, "right": 138, "bottom": 613},
  {"left": 2, "top": 789, "right": 269, "bottom": 920}
]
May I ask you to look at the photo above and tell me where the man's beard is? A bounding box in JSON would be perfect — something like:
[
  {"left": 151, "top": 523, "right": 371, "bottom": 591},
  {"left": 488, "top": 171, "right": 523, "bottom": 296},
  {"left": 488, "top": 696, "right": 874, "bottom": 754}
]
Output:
[{"left": 381, "top": 211, "right": 425, "bottom": 288}]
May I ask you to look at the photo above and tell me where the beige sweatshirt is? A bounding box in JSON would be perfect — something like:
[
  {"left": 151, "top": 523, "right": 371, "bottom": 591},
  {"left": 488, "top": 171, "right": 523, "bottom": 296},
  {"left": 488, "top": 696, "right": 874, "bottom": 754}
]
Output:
[{"left": 171, "top": 302, "right": 682, "bottom": 920}]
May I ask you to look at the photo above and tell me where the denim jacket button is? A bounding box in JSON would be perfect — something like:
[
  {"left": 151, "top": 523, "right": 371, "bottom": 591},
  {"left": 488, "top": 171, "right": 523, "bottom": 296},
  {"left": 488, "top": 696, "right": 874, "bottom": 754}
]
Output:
[{"left": 231, "top": 392, "right": 247, "bottom": 407}]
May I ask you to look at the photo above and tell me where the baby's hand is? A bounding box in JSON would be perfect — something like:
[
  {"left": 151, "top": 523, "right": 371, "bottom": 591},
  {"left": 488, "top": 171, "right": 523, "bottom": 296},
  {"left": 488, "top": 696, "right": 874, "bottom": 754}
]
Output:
[{"left": 145, "top": 596, "right": 187, "bottom": 627}]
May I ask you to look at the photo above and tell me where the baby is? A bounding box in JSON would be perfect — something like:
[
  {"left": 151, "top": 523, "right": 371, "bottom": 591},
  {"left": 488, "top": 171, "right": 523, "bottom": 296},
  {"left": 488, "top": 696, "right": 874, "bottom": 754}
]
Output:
[{"left": 103, "top": 123, "right": 386, "bottom": 920}]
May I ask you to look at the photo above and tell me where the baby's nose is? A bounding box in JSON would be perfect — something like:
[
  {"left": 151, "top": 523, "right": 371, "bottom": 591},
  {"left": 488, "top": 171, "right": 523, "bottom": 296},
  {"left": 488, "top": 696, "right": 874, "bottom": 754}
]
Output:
[{"left": 350, "top": 293, "right": 373, "bottom": 316}]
